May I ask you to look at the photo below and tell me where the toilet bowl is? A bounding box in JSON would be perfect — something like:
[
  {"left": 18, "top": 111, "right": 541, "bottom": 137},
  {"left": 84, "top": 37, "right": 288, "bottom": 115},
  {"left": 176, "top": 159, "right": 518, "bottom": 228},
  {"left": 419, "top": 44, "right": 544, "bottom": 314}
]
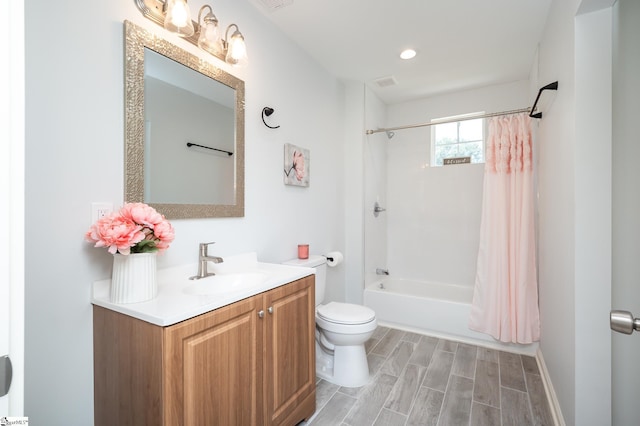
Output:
[
  {"left": 316, "top": 301, "right": 377, "bottom": 387},
  {"left": 283, "top": 255, "right": 377, "bottom": 388}
]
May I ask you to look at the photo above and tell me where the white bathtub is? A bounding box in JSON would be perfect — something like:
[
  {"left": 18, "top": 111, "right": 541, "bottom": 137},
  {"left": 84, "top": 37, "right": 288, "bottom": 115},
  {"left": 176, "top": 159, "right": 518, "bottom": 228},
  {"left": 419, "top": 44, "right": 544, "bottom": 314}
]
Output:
[{"left": 363, "top": 278, "right": 538, "bottom": 354}]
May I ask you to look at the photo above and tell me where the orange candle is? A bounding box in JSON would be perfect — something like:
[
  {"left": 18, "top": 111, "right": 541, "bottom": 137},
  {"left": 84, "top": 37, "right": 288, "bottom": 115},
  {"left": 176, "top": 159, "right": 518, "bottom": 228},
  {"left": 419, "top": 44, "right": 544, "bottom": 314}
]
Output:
[{"left": 298, "top": 244, "right": 309, "bottom": 259}]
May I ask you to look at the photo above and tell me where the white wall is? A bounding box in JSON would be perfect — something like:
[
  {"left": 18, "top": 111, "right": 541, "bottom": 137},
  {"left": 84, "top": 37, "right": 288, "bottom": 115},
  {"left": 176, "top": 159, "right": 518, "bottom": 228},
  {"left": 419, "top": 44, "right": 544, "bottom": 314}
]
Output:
[
  {"left": 342, "top": 81, "right": 366, "bottom": 305},
  {"left": 384, "top": 81, "right": 529, "bottom": 287},
  {"left": 535, "top": 1, "right": 578, "bottom": 423},
  {"left": 24, "top": 1, "right": 347, "bottom": 423},
  {"left": 363, "top": 88, "right": 388, "bottom": 288},
  {"left": 536, "top": 0, "right": 615, "bottom": 424}
]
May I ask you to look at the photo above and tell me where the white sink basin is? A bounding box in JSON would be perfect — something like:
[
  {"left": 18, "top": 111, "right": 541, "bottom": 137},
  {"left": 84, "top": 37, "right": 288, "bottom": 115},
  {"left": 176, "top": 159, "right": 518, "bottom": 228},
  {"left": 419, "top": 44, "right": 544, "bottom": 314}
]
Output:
[
  {"left": 92, "top": 251, "right": 316, "bottom": 326},
  {"left": 183, "top": 272, "right": 267, "bottom": 295}
]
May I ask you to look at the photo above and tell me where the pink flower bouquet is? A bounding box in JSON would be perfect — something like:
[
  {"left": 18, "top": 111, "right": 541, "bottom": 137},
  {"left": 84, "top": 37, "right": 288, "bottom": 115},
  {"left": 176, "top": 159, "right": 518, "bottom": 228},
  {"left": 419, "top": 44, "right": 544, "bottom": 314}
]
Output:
[{"left": 85, "top": 203, "right": 175, "bottom": 255}]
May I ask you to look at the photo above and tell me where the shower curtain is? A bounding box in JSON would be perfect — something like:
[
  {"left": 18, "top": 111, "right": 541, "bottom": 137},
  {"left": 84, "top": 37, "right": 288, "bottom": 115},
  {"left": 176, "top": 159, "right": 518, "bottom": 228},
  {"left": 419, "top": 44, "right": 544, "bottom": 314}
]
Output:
[{"left": 469, "top": 113, "right": 540, "bottom": 343}]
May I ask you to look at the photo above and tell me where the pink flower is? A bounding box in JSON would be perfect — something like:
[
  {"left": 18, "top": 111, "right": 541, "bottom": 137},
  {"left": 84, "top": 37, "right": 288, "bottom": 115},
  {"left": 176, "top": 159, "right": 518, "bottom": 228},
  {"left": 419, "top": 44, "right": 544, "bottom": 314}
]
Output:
[
  {"left": 120, "top": 202, "right": 164, "bottom": 228},
  {"left": 153, "top": 220, "right": 175, "bottom": 253},
  {"left": 85, "top": 213, "right": 145, "bottom": 255},
  {"left": 293, "top": 151, "right": 305, "bottom": 181},
  {"left": 85, "top": 203, "right": 175, "bottom": 255}
]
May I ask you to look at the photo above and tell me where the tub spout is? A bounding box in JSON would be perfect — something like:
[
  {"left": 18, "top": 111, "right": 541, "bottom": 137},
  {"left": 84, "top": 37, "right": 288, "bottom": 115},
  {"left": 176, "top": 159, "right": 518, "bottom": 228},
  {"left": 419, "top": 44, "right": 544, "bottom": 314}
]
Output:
[{"left": 376, "top": 268, "right": 389, "bottom": 275}]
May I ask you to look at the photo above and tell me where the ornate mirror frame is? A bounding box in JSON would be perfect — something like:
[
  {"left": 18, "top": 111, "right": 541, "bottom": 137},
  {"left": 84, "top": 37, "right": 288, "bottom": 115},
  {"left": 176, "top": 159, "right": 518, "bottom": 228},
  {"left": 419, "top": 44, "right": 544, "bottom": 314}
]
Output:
[{"left": 124, "top": 20, "right": 245, "bottom": 219}]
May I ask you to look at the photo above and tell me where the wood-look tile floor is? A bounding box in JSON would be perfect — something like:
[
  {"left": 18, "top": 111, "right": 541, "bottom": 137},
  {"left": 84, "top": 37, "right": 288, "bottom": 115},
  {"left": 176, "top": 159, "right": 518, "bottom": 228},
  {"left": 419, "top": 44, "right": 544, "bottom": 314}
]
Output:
[{"left": 306, "top": 326, "right": 554, "bottom": 426}]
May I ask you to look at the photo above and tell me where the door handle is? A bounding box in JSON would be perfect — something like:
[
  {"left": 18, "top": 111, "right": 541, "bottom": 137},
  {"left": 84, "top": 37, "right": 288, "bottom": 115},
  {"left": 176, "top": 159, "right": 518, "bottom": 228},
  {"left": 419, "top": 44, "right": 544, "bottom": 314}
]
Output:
[
  {"left": 0, "top": 355, "right": 12, "bottom": 397},
  {"left": 610, "top": 310, "right": 640, "bottom": 334}
]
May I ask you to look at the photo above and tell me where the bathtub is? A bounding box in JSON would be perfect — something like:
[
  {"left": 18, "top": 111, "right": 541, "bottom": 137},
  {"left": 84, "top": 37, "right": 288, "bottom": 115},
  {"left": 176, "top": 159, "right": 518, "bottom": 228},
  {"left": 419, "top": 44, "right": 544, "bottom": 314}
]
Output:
[{"left": 363, "top": 278, "right": 538, "bottom": 354}]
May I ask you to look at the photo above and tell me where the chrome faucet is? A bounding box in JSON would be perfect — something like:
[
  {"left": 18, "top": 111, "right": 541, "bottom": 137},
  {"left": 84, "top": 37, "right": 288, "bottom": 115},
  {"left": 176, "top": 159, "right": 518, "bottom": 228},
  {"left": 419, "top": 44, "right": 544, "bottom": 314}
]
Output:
[
  {"left": 190, "top": 242, "right": 224, "bottom": 280},
  {"left": 376, "top": 268, "right": 389, "bottom": 275}
]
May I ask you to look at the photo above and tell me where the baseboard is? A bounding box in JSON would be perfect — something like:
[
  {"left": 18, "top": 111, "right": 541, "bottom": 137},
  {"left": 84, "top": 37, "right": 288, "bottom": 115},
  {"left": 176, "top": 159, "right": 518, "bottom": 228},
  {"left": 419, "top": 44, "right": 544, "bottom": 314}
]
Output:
[
  {"left": 375, "top": 320, "right": 539, "bottom": 356},
  {"left": 535, "top": 348, "right": 566, "bottom": 426}
]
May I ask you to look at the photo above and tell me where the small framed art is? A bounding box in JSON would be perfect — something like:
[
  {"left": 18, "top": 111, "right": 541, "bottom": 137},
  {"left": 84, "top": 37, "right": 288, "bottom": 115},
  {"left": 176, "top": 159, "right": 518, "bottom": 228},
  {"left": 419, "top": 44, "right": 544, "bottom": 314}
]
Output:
[{"left": 284, "top": 143, "right": 310, "bottom": 187}]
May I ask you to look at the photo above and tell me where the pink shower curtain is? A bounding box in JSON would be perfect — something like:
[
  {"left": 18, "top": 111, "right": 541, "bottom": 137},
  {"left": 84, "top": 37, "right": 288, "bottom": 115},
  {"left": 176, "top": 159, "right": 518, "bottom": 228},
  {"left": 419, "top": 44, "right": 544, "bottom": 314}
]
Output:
[{"left": 468, "top": 113, "right": 540, "bottom": 344}]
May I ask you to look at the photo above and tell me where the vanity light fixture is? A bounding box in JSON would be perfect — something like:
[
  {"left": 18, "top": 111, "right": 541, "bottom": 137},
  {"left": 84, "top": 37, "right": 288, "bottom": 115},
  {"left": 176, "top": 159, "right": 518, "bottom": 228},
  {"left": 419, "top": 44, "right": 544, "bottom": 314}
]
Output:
[
  {"left": 197, "top": 5, "right": 222, "bottom": 56},
  {"left": 164, "top": 0, "right": 195, "bottom": 36},
  {"left": 224, "top": 24, "right": 248, "bottom": 67},
  {"left": 134, "top": 0, "right": 248, "bottom": 67}
]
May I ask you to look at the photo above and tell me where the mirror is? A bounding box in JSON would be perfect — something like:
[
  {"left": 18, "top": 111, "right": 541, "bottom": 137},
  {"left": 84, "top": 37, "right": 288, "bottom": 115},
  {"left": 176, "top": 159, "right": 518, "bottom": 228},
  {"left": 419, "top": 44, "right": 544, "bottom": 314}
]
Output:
[{"left": 124, "top": 20, "right": 244, "bottom": 219}]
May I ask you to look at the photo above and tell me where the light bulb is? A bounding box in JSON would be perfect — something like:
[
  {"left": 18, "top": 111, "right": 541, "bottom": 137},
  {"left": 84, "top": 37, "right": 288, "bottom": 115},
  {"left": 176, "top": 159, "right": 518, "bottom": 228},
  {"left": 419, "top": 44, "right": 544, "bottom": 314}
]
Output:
[
  {"left": 225, "top": 28, "right": 248, "bottom": 67},
  {"left": 171, "top": 3, "right": 188, "bottom": 26},
  {"left": 197, "top": 13, "right": 222, "bottom": 55},
  {"left": 164, "top": 0, "right": 195, "bottom": 37}
]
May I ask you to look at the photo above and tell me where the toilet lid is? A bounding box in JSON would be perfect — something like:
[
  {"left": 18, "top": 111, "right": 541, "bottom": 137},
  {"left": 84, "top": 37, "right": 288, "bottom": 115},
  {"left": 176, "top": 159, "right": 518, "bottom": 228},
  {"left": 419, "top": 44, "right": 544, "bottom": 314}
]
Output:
[{"left": 316, "top": 302, "right": 376, "bottom": 325}]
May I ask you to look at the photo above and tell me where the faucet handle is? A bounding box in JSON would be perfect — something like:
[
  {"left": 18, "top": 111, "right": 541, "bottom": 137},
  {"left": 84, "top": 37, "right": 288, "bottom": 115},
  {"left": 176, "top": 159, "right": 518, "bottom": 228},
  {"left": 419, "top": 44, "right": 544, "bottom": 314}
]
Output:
[{"left": 199, "top": 242, "right": 216, "bottom": 255}]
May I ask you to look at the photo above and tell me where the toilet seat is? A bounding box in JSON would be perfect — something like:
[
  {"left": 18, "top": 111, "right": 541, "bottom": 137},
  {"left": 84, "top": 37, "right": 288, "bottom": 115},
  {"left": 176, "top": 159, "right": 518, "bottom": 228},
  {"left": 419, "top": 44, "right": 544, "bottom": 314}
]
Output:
[{"left": 317, "top": 302, "right": 376, "bottom": 325}]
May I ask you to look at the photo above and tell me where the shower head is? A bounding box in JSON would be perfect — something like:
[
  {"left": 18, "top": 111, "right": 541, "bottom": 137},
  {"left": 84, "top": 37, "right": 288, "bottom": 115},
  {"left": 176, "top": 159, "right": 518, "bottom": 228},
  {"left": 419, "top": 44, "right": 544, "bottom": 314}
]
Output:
[{"left": 385, "top": 130, "right": 395, "bottom": 139}]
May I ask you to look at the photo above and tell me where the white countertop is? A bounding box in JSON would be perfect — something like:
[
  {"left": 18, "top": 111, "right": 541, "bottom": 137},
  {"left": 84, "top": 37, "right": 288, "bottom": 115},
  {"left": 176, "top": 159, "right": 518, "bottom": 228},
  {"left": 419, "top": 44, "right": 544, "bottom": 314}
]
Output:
[{"left": 91, "top": 252, "right": 314, "bottom": 326}]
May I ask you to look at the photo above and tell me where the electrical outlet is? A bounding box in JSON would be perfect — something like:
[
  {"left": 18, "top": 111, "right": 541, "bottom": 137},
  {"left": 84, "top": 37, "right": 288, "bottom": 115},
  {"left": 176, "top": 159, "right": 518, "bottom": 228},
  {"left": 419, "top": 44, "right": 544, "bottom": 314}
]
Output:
[{"left": 91, "top": 202, "right": 113, "bottom": 223}]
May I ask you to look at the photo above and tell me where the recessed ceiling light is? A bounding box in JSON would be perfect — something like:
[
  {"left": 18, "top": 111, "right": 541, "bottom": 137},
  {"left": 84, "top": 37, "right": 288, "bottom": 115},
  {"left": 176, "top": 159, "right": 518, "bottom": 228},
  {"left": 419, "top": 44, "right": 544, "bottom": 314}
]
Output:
[{"left": 400, "top": 49, "right": 417, "bottom": 60}]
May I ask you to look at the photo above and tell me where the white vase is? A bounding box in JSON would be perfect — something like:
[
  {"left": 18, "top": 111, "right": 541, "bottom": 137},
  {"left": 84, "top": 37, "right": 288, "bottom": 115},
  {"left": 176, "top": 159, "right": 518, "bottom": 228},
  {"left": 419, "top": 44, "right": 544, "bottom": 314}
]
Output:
[{"left": 110, "top": 252, "right": 158, "bottom": 304}]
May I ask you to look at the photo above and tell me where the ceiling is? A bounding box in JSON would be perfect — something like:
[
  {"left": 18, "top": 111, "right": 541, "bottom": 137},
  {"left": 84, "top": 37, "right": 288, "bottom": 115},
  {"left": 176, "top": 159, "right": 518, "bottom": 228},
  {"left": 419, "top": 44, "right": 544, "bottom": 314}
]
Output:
[{"left": 248, "top": 0, "right": 552, "bottom": 105}]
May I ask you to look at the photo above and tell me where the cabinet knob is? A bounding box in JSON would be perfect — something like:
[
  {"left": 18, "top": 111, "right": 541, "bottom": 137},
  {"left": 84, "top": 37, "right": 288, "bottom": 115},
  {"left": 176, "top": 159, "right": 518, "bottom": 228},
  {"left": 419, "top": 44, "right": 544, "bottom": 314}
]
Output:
[
  {"left": 258, "top": 310, "right": 265, "bottom": 318},
  {"left": 268, "top": 306, "right": 273, "bottom": 314}
]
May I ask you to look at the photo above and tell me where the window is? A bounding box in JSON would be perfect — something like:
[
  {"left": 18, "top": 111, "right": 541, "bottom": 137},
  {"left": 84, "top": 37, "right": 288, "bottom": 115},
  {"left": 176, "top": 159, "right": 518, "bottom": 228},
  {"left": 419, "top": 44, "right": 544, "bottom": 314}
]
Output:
[{"left": 431, "top": 112, "right": 484, "bottom": 166}]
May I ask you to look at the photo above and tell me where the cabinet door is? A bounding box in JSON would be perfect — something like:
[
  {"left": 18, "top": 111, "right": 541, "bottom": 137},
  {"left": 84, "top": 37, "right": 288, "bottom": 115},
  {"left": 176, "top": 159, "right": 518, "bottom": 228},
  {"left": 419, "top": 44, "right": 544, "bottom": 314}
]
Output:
[
  {"left": 93, "top": 306, "right": 164, "bottom": 426},
  {"left": 263, "top": 276, "right": 316, "bottom": 425},
  {"left": 164, "top": 295, "right": 263, "bottom": 426}
]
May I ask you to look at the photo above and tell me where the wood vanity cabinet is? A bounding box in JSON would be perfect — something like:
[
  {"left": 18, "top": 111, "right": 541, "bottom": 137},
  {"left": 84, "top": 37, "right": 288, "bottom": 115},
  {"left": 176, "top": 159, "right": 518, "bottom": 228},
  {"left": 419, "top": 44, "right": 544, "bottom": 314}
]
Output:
[{"left": 93, "top": 275, "right": 316, "bottom": 426}]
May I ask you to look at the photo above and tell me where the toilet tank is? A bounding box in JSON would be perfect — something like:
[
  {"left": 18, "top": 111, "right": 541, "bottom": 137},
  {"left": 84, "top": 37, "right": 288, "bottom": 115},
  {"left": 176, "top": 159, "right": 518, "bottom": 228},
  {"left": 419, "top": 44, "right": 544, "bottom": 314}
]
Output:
[{"left": 282, "top": 255, "right": 327, "bottom": 305}]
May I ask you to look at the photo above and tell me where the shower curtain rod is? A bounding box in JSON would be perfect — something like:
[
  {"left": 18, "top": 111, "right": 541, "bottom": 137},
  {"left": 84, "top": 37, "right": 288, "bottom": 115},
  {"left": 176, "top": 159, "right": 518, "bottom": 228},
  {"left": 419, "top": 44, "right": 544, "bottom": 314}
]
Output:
[{"left": 365, "top": 107, "right": 531, "bottom": 136}]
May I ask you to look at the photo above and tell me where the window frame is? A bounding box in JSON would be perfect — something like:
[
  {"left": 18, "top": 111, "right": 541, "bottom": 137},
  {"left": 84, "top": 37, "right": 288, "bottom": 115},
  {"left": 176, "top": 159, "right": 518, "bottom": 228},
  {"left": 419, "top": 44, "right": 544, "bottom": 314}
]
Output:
[{"left": 430, "top": 112, "right": 485, "bottom": 167}]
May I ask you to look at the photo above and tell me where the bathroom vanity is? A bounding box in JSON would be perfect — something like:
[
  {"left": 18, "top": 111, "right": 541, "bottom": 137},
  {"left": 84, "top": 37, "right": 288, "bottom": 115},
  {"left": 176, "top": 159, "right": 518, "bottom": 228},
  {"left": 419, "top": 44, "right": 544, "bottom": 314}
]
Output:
[{"left": 92, "top": 254, "right": 316, "bottom": 425}]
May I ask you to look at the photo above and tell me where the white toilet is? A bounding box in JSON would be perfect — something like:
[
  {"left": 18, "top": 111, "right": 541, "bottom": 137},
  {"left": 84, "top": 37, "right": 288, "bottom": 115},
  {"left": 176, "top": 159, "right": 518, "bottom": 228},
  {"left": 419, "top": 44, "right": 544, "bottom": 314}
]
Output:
[{"left": 284, "top": 255, "right": 377, "bottom": 387}]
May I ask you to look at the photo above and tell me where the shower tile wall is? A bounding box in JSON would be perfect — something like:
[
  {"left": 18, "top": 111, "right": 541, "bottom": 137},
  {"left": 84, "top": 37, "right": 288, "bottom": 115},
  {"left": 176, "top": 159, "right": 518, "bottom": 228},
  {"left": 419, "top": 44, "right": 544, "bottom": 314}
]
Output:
[
  {"left": 386, "top": 153, "right": 484, "bottom": 286},
  {"left": 377, "top": 81, "right": 530, "bottom": 288}
]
